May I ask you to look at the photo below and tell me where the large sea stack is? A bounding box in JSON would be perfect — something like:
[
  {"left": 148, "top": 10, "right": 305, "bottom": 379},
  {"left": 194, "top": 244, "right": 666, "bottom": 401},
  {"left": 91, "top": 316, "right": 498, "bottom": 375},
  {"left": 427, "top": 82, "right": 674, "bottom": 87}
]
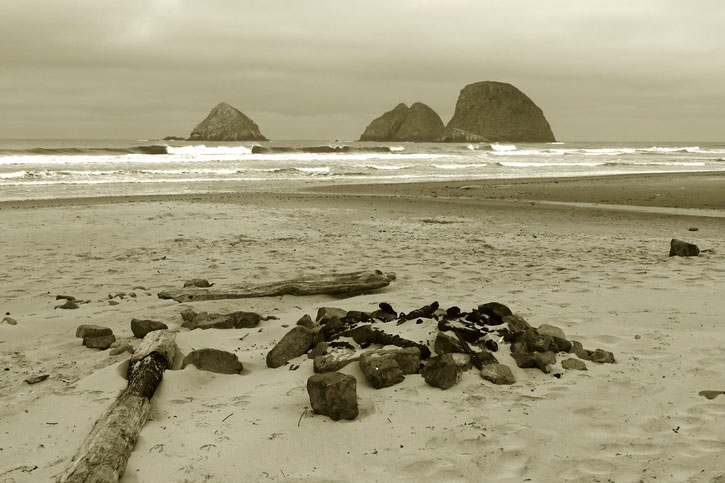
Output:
[
  {"left": 359, "top": 102, "right": 445, "bottom": 142},
  {"left": 188, "top": 102, "right": 267, "bottom": 141},
  {"left": 446, "top": 82, "right": 555, "bottom": 142}
]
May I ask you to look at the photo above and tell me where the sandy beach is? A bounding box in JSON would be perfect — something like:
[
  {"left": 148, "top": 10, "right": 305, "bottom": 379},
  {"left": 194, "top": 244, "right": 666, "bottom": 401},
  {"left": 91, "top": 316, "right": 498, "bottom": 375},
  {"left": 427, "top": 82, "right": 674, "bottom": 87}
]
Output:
[{"left": 1, "top": 172, "right": 724, "bottom": 482}]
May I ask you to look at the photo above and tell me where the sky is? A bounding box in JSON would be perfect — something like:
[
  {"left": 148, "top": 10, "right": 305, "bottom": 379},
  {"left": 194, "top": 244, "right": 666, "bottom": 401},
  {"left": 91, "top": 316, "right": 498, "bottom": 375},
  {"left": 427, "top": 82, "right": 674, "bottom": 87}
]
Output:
[{"left": 0, "top": 0, "right": 723, "bottom": 141}]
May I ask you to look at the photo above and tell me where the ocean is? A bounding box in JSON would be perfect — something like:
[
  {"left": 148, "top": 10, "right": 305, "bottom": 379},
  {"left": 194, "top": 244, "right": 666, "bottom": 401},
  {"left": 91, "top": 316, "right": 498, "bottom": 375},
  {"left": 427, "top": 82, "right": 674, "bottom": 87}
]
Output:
[{"left": 1, "top": 139, "right": 724, "bottom": 202}]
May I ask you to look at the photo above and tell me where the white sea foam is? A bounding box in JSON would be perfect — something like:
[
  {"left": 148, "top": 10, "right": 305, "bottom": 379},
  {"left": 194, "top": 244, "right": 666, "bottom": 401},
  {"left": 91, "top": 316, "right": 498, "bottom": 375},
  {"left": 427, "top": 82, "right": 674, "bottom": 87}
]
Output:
[
  {"left": 433, "top": 163, "right": 486, "bottom": 169},
  {"left": 166, "top": 145, "right": 254, "bottom": 155},
  {"left": 491, "top": 143, "right": 517, "bottom": 152},
  {"left": 389, "top": 146, "right": 405, "bottom": 152}
]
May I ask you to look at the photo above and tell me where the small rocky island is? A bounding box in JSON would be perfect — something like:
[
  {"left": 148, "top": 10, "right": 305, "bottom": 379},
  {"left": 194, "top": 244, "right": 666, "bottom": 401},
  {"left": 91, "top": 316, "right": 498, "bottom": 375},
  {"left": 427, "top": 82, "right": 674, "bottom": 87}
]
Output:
[
  {"left": 358, "top": 81, "right": 555, "bottom": 143},
  {"left": 188, "top": 102, "right": 267, "bottom": 141},
  {"left": 359, "top": 102, "right": 445, "bottom": 142},
  {"left": 447, "top": 81, "right": 555, "bottom": 142}
]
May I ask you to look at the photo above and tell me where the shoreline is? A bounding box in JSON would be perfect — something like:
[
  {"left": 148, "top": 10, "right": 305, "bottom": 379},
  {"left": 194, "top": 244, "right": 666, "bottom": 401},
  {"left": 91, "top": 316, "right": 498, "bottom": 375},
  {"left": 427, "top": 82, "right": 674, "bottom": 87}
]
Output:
[{"left": 1, "top": 170, "right": 724, "bottom": 212}]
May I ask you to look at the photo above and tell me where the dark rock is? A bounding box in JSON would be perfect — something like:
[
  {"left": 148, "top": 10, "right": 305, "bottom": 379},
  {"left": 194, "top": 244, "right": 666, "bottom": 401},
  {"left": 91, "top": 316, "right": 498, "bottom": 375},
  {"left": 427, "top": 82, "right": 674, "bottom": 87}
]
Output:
[
  {"left": 130, "top": 319, "right": 168, "bottom": 339},
  {"left": 320, "top": 316, "right": 345, "bottom": 340},
  {"left": 182, "top": 348, "right": 243, "bottom": 374},
  {"left": 307, "top": 372, "right": 358, "bottom": 421},
  {"left": 1, "top": 316, "right": 17, "bottom": 325},
  {"left": 182, "top": 310, "right": 261, "bottom": 330},
  {"left": 571, "top": 341, "right": 593, "bottom": 361},
  {"left": 183, "top": 278, "right": 213, "bottom": 288},
  {"left": 480, "top": 363, "right": 516, "bottom": 385},
  {"left": 478, "top": 302, "right": 513, "bottom": 325},
  {"left": 537, "top": 324, "right": 571, "bottom": 352},
  {"left": 313, "top": 348, "right": 359, "bottom": 373},
  {"left": 699, "top": 390, "right": 725, "bottom": 400},
  {"left": 58, "top": 300, "right": 79, "bottom": 310},
  {"left": 84, "top": 334, "right": 116, "bottom": 350},
  {"left": 434, "top": 331, "right": 464, "bottom": 355},
  {"left": 475, "top": 349, "right": 499, "bottom": 366},
  {"left": 669, "top": 239, "right": 700, "bottom": 257},
  {"left": 371, "top": 310, "right": 397, "bottom": 322},
  {"left": 446, "top": 81, "right": 556, "bottom": 142},
  {"left": 163, "top": 135, "right": 185, "bottom": 141},
  {"left": 24, "top": 374, "right": 49, "bottom": 384},
  {"left": 524, "top": 330, "right": 554, "bottom": 353},
  {"left": 266, "top": 326, "right": 315, "bottom": 368},
  {"left": 56, "top": 295, "right": 76, "bottom": 301},
  {"left": 562, "top": 358, "right": 587, "bottom": 371},
  {"left": 439, "top": 127, "right": 488, "bottom": 143},
  {"left": 341, "top": 311, "right": 372, "bottom": 324},
  {"left": 228, "top": 311, "right": 262, "bottom": 329},
  {"left": 511, "top": 351, "right": 537, "bottom": 368},
  {"left": 359, "top": 102, "right": 445, "bottom": 142},
  {"left": 308, "top": 342, "right": 329, "bottom": 359},
  {"left": 359, "top": 351, "right": 405, "bottom": 389},
  {"left": 446, "top": 306, "right": 461, "bottom": 318},
  {"left": 378, "top": 302, "right": 397, "bottom": 316},
  {"left": 188, "top": 102, "right": 267, "bottom": 141},
  {"left": 482, "top": 339, "right": 499, "bottom": 352},
  {"left": 421, "top": 354, "right": 461, "bottom": 389},
  {"left": 296, "top": 314, "right": 315, "bottom": 329},
  {"left": 533, "top": 351, "right": 557, "bottom": 373},
  {"left": 76, "top": 325, "right": 113, "bottom": 339},
  {"left": 450, "top": 353, "right": 472, "bottom": 371},
  {"left": 399, "top": 301, "right": 439, "bottom": 322},
  {"left": 590, "top": 349, "right": 616, "bottom": 364},
  {"left": 316, "top": 307, "right": 347, "bottom": 323}
]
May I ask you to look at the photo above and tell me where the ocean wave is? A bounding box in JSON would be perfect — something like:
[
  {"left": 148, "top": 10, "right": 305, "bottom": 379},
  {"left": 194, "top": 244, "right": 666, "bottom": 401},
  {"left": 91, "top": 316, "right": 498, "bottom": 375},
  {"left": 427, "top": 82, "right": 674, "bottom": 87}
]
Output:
[
  {"left": 433, "top": 163, "right": 487, "bottom": 169},
  {"left": 0, "top": 145, "right": 169, "bottom": 156},
  {"left": 491, "top": 143, "right": 517, "bottom": 152},
  {"left": 602, "top": 161, "right": 706, "bottom": 167},
  {"left": 251, "top": 145, "right": 397, "bottom": 154},
  {"left": 166, "top": 145, "right": 253, "bottom": 155}
]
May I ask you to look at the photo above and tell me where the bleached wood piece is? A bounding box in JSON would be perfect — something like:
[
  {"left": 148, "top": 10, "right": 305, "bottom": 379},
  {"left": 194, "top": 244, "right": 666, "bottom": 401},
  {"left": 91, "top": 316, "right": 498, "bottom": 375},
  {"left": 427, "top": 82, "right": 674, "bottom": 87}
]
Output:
[
  {"left": 57, "top": 330, "right": 177, "bottom": 483},
  {"left": 158, "top": 270, "right": 396, "bottom": 303}
]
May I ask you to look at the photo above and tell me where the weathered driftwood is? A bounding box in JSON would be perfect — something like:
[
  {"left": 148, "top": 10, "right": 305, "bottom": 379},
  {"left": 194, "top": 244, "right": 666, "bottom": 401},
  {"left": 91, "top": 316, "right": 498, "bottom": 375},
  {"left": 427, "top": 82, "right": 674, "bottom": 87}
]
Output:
[
  {"left": 158, "top": 270, "right": 396, "bottom": 303},
  {"left": 57, "top": 330, "right": 177, "bottom": 483}
]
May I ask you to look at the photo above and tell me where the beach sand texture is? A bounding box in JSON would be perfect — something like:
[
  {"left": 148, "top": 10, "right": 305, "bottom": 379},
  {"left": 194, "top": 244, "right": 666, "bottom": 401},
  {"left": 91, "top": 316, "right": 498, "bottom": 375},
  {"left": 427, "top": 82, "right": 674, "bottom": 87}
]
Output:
[{"left": 1, "top": 173, "right": 724, "bottom": 482}]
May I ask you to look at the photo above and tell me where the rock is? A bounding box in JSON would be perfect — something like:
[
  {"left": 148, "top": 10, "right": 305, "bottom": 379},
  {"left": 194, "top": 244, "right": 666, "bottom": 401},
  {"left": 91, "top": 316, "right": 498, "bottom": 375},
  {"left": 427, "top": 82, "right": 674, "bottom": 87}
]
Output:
[
  {"left": 478, "top": 302, "right": 513, "bottom": 325},
  {"left": 480, "top": 363, "right": 516, "bottom": 385},
  {"left": 316, "top": 307, "right": 347, "bottom": 323},
  {"left": 109, "top": 342, "right": 134, "bottom": 356},
  {"left": 1, "top": 316, "right": 17, "bottom": 325},
  {"left": 130, "top": 319, "right": 169, "bottom": 338},
  {"left": 421, "top": 354, "right": 461, "bottom": 389},
  {"left": 84, "top": 334, "right": 116, "bottom": 350},
  {"left": 378, "top": 302, "right": 397, "bottom": 316},
  {"left": 533, "top": 351, "right": 557, "bottom": 373},
  {"left": 371, "top": 310, "right": 397, "bottom": 322},
  {"left": 188, "top": 102, "right": 267, "bottom": 141},
  {"left": 399, "top": 301, "right": 439, "bottom": 322},
  {"left": 439, "top": 127, "right": 488, "bottom": 143},
  {"left": 308, "top": 342, "right": 329, "bottom": 359},
  {"left": 359, "top": 102, "right": 445, "bottom": 142},
  {"left": 434, "top": 331, "right": 464, "bottom": 355},
  {"left": 183, "top": 310, "right": 261, "bottom": 330},
  {"left": 163, "top": 135, "right": 185, "bottom": 141},
  {"left": 182, "top": 348, "right": 243, "bottom": 374},
  {"left": 590, "top": 349, "right": 616, "bottom": 364},
  {"left": 108, "top": 300, "right": 120, "bottom": 306},
  {"left": 699, "top": 390, "right": 725, "bottom": 400},
  {"left": 266, "top": 326, "right": 315, "bottom": 368},
  {"left": 669, "top": 239, "right": 700, "bottom": 257},
  {"left": 313, "top": 348, "right": 360, "bottom": 373},
  {"left": 359, "top": 350, "right": 410, "bottom": 389},
  {"left": 183, "top": 278, "right": 213, "bottom": 288},
  {"left": 58, "top": 300, "right": 79, "bottom": 309},
  {"left": 76, "top": 325, "right": 113, "bottom": 339},
  {"left": 511, "top": 351, "right": 537, "bottom": 369},
  {"left": 446, "top": 81, "right": 556, "bottom": 142},
  {"left": 341, "top": 311, "right": 372, "bottom": 324},
  {"left": 56, "top": 294, "right": 76, "bottom": 301},
  {"left": 510, "top": 339, "right": 528, "bottom": 354},
  {"left": 296, "top": 314, "right": 315, "bottom": 329},
  {"left": 524, "top": 330, "right": 554, "bottom": 353},
  {"left": 571, "top": 341, "right": 593, "bottom": 361},
  {"left": 475, "top": 349, "right": 499, "bottom": 366},
  {"left": 24, "top": 374, "right": 49, "bottom": 384},
  {"left": 537, "top": 324, "right": 566, "bottom": 340},
  {"left": 449, "top": 353, "right": 472, "bottom": 371},
  {"left": 307, "top": 372, "right": 358, "bottom": 421},
  {"left": 320, "top": 316, "right": 345, "bottom": 340},
  {"left": 562, "top": 358, "right": 587, "bottom": 371}
]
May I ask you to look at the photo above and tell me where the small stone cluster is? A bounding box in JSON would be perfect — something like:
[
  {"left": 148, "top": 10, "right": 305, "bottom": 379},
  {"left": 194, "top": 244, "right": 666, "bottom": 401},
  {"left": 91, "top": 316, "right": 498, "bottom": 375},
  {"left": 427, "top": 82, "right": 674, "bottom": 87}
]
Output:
[{"left": 263, "top": 302, "right": 615, "bottom": 421}]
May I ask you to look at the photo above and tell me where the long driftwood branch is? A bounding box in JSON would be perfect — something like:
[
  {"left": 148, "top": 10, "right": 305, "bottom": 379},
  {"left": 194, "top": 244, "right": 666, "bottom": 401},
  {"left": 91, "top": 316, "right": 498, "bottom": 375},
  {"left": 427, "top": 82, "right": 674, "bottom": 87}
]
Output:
[
  {"left": 158, "top": 270, "right": 396, "bottom": 303},
  {"left": 57, "top": 330, "right": 177, "bottom": 483}
]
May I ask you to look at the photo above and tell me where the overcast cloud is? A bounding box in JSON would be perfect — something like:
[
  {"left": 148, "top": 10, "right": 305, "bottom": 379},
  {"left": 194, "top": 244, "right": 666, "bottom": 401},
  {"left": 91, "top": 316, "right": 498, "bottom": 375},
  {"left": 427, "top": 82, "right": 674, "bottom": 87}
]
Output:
[{"left": 0, "top": 0, "right": 723, "bottom": 141}]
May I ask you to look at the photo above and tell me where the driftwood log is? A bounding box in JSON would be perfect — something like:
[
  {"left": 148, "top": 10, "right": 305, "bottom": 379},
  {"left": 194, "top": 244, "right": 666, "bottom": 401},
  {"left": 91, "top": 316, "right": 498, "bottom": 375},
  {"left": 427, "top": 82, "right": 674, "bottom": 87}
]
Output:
[
  {"left": 158, "top": 270, "right": 396, "bottom": 303},
  {"left": 57, "top": 330, "right": 177, "bottom": 483}
]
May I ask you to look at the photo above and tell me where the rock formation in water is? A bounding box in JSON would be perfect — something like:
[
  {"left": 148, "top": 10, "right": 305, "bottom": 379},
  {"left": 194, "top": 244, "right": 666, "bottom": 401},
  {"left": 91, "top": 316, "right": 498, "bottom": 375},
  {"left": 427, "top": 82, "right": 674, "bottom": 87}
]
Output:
[
  {"left": 188, "top": 102, "right": 267, "bottom": 141},
  {"left": 446, "top": 81, "right": 555, "bottom": 142},
  {"left": 359, "top": 102, "right": 445, "bottom": 142}
]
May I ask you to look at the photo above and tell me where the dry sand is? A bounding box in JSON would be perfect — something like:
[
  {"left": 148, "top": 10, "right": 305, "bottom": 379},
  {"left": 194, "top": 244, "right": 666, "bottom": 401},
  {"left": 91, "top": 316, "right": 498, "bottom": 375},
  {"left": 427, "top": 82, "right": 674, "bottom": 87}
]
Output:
[{"left": 1, "top": 172, "right": 724, "bottom": 482}]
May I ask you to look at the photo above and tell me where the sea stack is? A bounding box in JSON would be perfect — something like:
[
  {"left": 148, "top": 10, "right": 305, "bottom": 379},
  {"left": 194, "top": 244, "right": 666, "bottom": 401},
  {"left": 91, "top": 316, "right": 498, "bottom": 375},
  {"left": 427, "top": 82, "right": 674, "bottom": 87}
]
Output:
[
  {"left": 359, "top": 102, "right": 445, "bottom": 142},
  {"left": 188, "top": 102, "right": 267, "bottom": 141},
  {"left": 446, "top": 81, "right": 555, "bottom": 142}
]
